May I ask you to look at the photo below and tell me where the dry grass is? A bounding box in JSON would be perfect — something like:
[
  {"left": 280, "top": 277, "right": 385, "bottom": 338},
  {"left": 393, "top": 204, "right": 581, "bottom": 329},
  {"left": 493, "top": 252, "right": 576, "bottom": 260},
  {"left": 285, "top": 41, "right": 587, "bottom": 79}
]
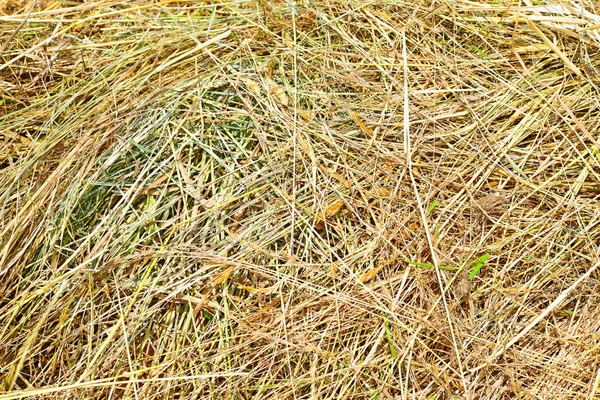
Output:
[{"left": 1, "top": 0, "right": 600, "bottom": 398}]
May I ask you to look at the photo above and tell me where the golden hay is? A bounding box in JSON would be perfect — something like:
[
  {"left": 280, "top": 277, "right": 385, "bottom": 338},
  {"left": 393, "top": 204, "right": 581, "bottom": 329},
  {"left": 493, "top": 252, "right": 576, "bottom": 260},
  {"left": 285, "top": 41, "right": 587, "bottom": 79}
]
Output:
[{"left": 1, "top": 0, "right": 600, "bottom": 398}]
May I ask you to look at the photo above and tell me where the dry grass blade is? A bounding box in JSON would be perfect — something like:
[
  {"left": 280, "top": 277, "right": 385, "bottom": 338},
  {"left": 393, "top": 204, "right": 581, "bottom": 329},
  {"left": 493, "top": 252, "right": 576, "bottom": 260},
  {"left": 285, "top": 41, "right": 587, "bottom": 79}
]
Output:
[{"left": 1, "top": 0, "right": 600, "bottom": 399}]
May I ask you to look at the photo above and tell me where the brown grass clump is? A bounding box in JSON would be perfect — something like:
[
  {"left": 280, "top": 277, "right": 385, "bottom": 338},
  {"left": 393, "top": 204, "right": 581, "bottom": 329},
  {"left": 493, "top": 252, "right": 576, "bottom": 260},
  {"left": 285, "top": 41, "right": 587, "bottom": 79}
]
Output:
[{"left": 1, "top": 0, "right": 600, "bottom": 398}]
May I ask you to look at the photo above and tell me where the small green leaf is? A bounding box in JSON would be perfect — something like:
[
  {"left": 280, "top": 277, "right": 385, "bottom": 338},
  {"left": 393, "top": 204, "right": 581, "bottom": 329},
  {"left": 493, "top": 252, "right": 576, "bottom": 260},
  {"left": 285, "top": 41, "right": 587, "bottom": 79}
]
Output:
[
  {"left": 472, "top": 44, "right": 488, "bottom": 58},
  {"left": 0, "top": 99, "right": 5, "bottom": 106},
  {"left": 384, "top": 320, "right": 397, "bottom": 357},
  {"left": 563, "top": 309, "right": 577, "bottom": 317},
  {"left": 469, "top": 253, "right": 490, "bottom": 279},
  {"left": 427, "top": 199, "right": 438, "bottom": 215},
  {"left": 389, "top": 343, "right": 397, "bottom": 357}
]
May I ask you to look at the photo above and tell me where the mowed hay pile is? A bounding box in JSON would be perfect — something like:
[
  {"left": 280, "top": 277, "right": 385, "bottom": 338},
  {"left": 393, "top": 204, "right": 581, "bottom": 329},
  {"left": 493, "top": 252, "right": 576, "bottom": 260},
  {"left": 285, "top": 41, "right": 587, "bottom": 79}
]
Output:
[{"left": 1, "top": 0, "right": 600, "bottom": 398}]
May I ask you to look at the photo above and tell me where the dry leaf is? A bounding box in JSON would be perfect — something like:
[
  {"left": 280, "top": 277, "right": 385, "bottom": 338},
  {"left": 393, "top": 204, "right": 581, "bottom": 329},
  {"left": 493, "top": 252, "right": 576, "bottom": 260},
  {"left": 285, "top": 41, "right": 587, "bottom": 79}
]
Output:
[
  {"left": 237, "top": 283, "right": 278, "bottom": 295},
  {"left": 373, "top": 187, "right": 392, "bottom": 196},
  {"left": 241, "top": 77, "right": 261, "bottom": 96},
  {"left": 297, "top": 109, "right": 312, "bottom": 121},
  {"left": 177, "top": 159, "right": 215, "bottom": 208},
  {"left": 473, "top": 194, "right": 508, "bottom": 215},
  {"left": 236, "top": 284, "right": 261, "bottom": 294},
  {"left": 359, "top": 265, "right": 384, "bottom": 283},
  {"left": 330, "top": 262, "right": 338, "bottom": 275},
  {"left": 230, "top": 207, "right": 247, "bottom": 233},
  {"left": 454, "top": 269, "right": 470, "bottom": 301},
  {"left": 265, "top": 77, "right": 289, "bottom": 106},
  {"left": 213, "top": 266, "right": 235, "bottom": 286},
  {"left": 408, "top": 222, "right": 420, "bottom": 231},
  {"left": 315, "top": 200, "right": 345, "bottom": 224},
  {"left": 196, "top": 197, "right": 215, "bottom": 209},
  {"left": 352, "top": 112, "right": 375, "bottom": 137}
]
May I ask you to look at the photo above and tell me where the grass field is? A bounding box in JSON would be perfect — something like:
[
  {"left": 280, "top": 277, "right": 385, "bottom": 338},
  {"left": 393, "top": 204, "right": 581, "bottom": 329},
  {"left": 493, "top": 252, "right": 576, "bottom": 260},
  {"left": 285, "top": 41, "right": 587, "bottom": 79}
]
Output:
[{"left": 2, "top": 0, "right": 600, "bottom": 398}]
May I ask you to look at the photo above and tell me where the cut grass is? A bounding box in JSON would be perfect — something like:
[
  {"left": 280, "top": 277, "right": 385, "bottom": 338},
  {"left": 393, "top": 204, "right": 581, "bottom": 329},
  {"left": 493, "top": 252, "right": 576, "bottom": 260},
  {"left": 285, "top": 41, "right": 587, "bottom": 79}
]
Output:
[{"left": 1, "top": 0, "right": 600, "bottom": 398}]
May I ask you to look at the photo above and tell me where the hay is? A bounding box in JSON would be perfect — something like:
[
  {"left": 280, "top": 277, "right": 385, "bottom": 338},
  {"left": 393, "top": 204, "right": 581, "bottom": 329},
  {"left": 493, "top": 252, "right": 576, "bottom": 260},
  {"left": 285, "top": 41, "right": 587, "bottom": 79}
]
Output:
[{"left": 1, "top": 0, "right": 600, "bottom": 398}]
